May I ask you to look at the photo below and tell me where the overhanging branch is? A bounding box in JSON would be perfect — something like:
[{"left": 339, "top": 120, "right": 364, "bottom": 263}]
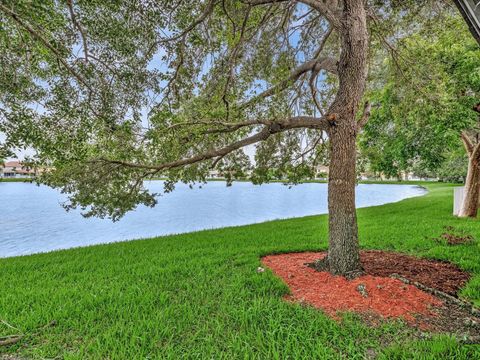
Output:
[
  {"left": 92, "top": 115, "right": 331, "bottom": 171},
  {"left": 144, "top": 0, "right": 217, "bottom": 60}
]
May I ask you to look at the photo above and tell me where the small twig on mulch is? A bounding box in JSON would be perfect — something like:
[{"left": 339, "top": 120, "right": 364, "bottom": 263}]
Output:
[{"left": 390, "top": 273, "right": 479, "bottom": 317}]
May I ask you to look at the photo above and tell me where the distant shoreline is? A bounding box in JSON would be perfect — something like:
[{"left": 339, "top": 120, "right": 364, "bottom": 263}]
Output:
[
  {"left": 0, "top": 176, "right": 452, "bottom": 187},
  {"left": 147, "top": 177, "right": 447, "bottom": 186},
  {"left": 0, "top": 177, "right": 34, "bottom": 183}
]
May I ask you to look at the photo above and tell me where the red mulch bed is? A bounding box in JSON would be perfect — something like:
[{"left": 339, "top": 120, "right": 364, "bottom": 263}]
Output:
[{"left": 261, "top": 251, "right": 471, "bottom": 326}]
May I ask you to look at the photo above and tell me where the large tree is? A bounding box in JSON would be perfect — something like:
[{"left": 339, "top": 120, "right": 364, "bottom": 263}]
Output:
[
  {"left": 0, "top": 1, "right": 447, "bottom": 275},
  {"left": 360, "top": 14, "right": 480, "bottom": 216}
]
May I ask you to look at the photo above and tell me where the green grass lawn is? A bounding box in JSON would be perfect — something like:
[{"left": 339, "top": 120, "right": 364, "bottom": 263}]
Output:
[{"left": 1, "top": 183, "right": 479, "bottom": 359}]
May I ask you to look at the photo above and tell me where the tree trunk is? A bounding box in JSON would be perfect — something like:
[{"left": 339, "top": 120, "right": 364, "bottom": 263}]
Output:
[
  {"left": 459, "top": 157, "right": 480, "bottom": 217},
  {"left": 459, "top": 130, "right": 480, "bottom": 218},
  {"left": 325, "top": 0, "right": 369, "bottom": 276},
  {"left": 328, "top": 124, "right": 361, "bottom": 275}
]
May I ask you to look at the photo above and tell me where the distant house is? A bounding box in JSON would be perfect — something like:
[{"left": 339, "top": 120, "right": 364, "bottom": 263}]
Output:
[
  {"left": 315, "top": 165, "right": 329, "bottom": 179},
  {"left": 208, "top": 169, "right": 222, "bottom": 178},
  {"left": 0, "top": 161, "right": 36, "bottom": 178}
]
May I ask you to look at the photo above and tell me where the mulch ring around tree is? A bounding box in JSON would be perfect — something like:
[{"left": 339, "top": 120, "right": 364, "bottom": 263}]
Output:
[{"left": 261, "top": 251, "right": 480, "bottom": 340}]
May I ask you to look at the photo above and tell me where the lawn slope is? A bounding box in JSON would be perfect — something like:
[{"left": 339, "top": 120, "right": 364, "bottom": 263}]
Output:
[{"left": 0, "top": 183, "right": 479, "bottom": 359}]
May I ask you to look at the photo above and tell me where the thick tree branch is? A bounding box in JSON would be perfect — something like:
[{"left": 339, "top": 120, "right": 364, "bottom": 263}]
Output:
[
  {"left": 93, "top": 115, "right": 331, "bottom": 171},
  {"left": 461, "top": 128, "right": 480, "bottom": 172},
  {"left": 472, "top": 143, "right": 480, "bottom": 163},
  {"left": 96, "top": 127, "right": 273, "bottom": 171}
]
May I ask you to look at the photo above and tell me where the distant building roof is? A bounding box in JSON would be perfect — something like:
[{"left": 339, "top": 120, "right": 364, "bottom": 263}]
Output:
[
  {"left": 3, "top": 161, "right": 22, "bottom": 167},
  {"left": 1, "top": 160, "right": 36, "bottom": 175}
]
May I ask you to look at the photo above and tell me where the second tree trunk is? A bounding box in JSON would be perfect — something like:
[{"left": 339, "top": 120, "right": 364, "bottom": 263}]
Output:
[{"left": 459, "top": 157, "right": 480, "bottom": 217}]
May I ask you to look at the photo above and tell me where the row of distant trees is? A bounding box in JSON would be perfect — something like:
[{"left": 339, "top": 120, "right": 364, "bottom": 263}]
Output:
[
  {"left": 358, "top": 13, "right": 479, "bottom": 216},
  {"left": 356, "top": 150, "right": 468, "bottom": 184}
]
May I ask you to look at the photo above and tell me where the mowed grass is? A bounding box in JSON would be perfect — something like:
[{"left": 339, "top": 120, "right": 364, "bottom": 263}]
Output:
[{"left": 1, "top": 183, "right": 480, "bottom": 359}]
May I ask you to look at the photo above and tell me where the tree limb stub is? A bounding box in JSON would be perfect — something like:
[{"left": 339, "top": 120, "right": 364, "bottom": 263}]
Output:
[
  {"left": 461, "top": 131, "right": 474, "bottom": 156},
  {"left": 356, "top": 101, "right": 372, "bottom": 130}
]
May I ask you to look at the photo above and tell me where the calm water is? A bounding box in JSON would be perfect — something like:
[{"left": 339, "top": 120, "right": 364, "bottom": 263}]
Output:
[{"left": 0, "top": 181, "right": 426, "bottom": 257}]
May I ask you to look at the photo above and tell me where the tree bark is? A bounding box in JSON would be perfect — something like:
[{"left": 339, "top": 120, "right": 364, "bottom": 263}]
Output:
[
  {"left": 326, "top": 0, "right": 368, "bottom": 276},
  {"left": 328, "top": 125, "right": 361, "bottom": 275},
  {"left": 459, "top": 131, "right": 480, "bottom": 218},
  {"left": 459, "top": 156, "right": 480, "bottom": 217}
]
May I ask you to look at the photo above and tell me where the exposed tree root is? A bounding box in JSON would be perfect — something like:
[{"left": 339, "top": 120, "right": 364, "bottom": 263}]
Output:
[{"left": 390, "top": 273, "right": 479, "bottom": 317}]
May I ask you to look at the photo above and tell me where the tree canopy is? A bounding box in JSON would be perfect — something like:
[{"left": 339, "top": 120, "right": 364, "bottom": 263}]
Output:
[
  {"left": 1, "top": 0, "right": 341, "bottom": 219},
  {"left": 1, "top": 0, "right": 455, "bottom": 219},
  {"left": 360, "top": 14, "right": 480, "bottom": 179}
]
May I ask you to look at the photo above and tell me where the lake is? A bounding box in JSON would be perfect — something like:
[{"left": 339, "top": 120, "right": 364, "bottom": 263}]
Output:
[{"left": 0, "top": 181, "right": 426, "bottom": 258}]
